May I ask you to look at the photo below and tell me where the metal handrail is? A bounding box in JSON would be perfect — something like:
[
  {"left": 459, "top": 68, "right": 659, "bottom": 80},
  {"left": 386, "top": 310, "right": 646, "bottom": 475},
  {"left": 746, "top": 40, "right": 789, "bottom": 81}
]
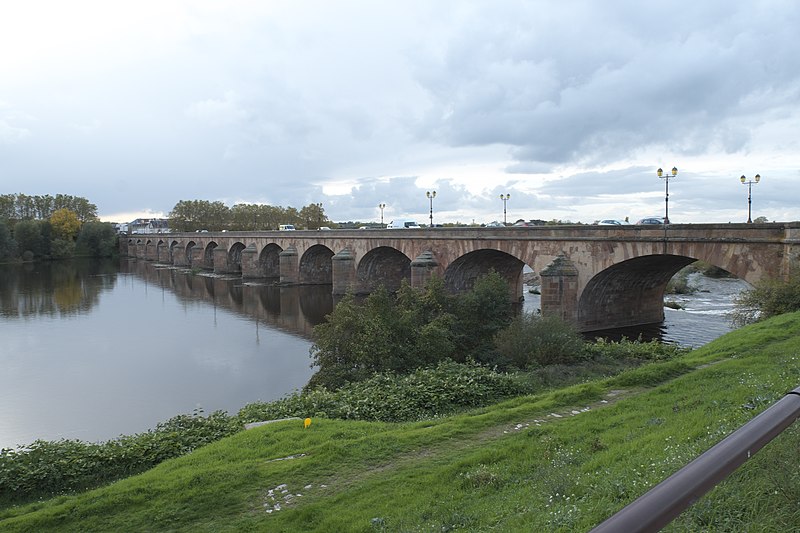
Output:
[{"left": 590, "top": 386, "right": 800, "bottom": 532}]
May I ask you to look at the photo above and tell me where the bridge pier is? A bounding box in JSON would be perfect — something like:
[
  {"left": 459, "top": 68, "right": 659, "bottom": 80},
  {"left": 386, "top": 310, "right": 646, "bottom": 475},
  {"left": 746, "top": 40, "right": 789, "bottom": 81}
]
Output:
[
  {"left": 213, "top": 247, "right": 236, "bottom": 274},
  {"left": 241, "top": 244, "right": 261, "bottom": 278},
  {"left": 332, "top": 248, "right": 356, "bottom": 295},
  {"left": 157, "top": 242, "right": 171, "bottom": 263},
  {"left": 540, "top": 255, "right": 579, "bottom": 324},
  {"left": 172, "top": 245, "right": 188, "bottom": 267},
  {"left": 411, "top": 251, "right": 439, "bottom": 289},
  {"left": 279, "top": 246, "right": 299, "bottom": 284},
  {"left": 190, "top": 246, "right": 204, "bottom": 268}
]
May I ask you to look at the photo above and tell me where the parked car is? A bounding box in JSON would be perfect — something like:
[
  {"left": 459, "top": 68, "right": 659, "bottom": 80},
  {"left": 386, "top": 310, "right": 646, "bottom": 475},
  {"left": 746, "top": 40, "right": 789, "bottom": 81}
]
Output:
[
  {"left": 636, "top": 217, "right": 667, "bottom": 225},
  {"left": 597, "top": 219, "right": 630, "bottom": 225}
]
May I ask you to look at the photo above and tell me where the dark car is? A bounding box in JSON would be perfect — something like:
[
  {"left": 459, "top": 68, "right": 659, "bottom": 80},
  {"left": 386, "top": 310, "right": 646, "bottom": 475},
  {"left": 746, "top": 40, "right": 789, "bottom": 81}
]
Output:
[{"left": 636, "top": 217, "right": 667, "bottom": 225}]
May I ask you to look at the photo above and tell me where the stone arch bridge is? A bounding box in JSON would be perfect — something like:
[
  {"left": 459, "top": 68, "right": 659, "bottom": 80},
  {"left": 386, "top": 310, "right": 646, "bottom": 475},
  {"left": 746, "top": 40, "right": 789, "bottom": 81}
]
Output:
[{"left": 122, "top": 223, "right": 800, "bottom": 332}]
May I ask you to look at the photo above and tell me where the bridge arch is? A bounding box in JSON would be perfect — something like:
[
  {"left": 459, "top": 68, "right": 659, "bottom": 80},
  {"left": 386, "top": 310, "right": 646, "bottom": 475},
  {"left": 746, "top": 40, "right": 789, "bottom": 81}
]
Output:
[
  {"left": 185, "top": 241, "right": 197, "bottom": 267},
  {"left": 202, "top": 242, "right": 218, "bottom": 270},
  {"left": 227, "top": 242, "right": 247, "bottom": 273},
  {"left": 443, "top": 249, "right": 526, "bottom": 302},
  {"left": 356, "top": 246, "right": 411, "bottom": 293},
  {"left": 259, "top": 243, "right": 283, "bottom": 278},
  {"left": 578, "top": 254, "right": 698, "bottom": 331},
  {"left": 299, "top": 244, "right": 334, "bottom": 284}
]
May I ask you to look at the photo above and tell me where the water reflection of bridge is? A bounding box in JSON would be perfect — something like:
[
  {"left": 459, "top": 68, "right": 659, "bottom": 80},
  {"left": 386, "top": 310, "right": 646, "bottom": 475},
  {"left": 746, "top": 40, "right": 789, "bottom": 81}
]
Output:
[{"left": 124, "top": 259, "right": 333, "bottom": 339}]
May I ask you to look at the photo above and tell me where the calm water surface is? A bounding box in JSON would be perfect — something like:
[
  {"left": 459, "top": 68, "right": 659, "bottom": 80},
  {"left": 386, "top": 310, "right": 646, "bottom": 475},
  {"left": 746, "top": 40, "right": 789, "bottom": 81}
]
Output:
[
  {"left": 1, "top": 260, "right": 748, "bottom": 449},
  {"left": 0, "top": 259, "right": 327, "bottom": 449}
]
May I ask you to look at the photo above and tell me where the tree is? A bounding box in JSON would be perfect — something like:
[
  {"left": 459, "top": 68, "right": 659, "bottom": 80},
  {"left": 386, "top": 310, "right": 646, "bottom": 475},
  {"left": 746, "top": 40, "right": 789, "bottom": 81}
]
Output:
[
  {"left": 169, "top": 200, "right": 231, "bottom": 231},
  {"left": 13, "top": 220, "right": 49, "bottom": 259},
  {"left": 449, "top": 270, "right": 514, "bottom": 363},
  {"left": 50, "top": 209, "right": 81, "bottom": 241},
  {"left": 0, "top": 221, "right": 16, "bottom": 260},
  {"left": 76, "top": 222, "right": 117, "bottom": 257},
  {"left": 307, "top": 274, "right": 515, "bottom": 391}
]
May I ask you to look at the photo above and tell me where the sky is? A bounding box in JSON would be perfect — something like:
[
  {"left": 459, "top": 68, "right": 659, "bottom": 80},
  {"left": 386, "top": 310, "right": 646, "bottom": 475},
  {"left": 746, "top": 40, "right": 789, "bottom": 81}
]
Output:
[{"left": 1, "top": 1, "right": 799, "bottom": 226}]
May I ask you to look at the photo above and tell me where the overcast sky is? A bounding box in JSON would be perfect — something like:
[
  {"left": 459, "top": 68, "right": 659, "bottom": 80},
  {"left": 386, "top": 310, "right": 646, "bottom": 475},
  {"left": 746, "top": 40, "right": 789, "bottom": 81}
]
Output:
[{"left": 2, "top": 1, "right": 799, "bottom": 225}]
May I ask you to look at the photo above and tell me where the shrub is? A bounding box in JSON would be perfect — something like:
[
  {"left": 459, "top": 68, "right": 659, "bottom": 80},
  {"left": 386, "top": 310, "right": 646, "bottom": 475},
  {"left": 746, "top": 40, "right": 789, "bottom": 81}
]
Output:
[
  {"left": 0, "top": 410, "right": 240, "bottom": 506},
  {"left": 581, "top": 337, "right": 689, "bottom": 361},
  {"left": 493, "top": 313, "right": 585, "bottom": 368},
  {"left": 239, "top": 361, "right": 530, "bottom": 424},
  {"left": 308, "top": 273, "right": 512, "bottom": 390},
  {"left": 731, "top": 265, "right": 800, "bottom": 326}
]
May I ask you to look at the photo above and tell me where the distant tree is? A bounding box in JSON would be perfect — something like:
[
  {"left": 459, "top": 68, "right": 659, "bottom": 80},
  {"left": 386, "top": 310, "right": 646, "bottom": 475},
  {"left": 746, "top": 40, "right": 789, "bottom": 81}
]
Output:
[
  {"left": 299, "top": 203, "right": 327, "bottom": 230},
  {"left": 753, "top": 216, "right": 769, "bottom": 224},
  {"left": 13, "top": 220, "right": 49, "bottom": 259},
  {"left": 76, "top": 221, "right": 117, "bottom": 257},
  {"left": 0, "top": 194, "right": 17, "bottom": 222},
  {"left": 169, "top": 200, "right": 231, "bottom": 231},
  {"left": 0, "top": 221, "right": 16, "bottom": 260},
  {"left": 50, "top": 209, "right": 82, "bottom": 241}
]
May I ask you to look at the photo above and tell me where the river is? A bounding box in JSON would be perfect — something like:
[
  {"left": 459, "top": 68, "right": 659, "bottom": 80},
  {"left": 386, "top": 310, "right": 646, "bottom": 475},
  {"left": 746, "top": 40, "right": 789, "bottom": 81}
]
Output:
[{"left": 0, "top": 259, "right": 749, "bottom": 449}]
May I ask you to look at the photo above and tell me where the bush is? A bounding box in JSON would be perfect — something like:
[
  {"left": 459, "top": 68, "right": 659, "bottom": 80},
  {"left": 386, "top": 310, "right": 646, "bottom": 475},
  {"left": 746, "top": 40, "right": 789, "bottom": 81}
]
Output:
[
  {"left": 309, "top": 273, "right": 512, "bottom": 390},
  {"left": 582, "top": 336, "right": 689, "bottom": 361},
  {"left": 731, "top": 266, "right": 800, "bottom": 326},
  {"left": 0, "top": 410, "right": 240, "bottom": 506},
  {"left": 239, "top": 361, "right": 530, "bottom": 424},
  {"left": 493, "top": 313, "right": 585, "bottom": 368}
]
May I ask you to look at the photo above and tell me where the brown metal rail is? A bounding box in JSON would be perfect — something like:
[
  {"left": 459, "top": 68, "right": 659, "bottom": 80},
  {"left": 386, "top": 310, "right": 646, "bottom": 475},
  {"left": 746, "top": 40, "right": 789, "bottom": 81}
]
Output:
[{"left": 590, "top": 386, "right": 800, "bottom": 532}]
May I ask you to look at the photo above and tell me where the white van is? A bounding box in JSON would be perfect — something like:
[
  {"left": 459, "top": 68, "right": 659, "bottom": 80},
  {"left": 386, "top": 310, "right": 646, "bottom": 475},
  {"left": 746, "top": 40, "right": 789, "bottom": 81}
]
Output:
[
  {"left": 278, "top": 224, "right": 296, "bottom": 231},
  {"left": 387, "top": 219, "right": 421, "bottom": 229}
]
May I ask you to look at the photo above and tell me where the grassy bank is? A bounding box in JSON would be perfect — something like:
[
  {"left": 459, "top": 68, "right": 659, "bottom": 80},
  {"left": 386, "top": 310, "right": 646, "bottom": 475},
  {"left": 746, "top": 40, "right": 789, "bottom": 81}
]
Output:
[{"left": 2, "top": 313, "right": 800, "bottom": 531}]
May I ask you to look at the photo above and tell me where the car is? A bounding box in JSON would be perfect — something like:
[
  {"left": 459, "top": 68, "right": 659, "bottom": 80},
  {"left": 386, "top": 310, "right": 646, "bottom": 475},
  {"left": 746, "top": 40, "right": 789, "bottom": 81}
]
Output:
[
  {"left": 278, "top": 224, "right": 296, "bottom": 231},
  {"left": 319, "top": 226, "right": 331, "bottom": 230},
  {"left": 387, "top": 219, "right": 421, "bottom": 229},
  {"left": 485, "top": 221, "right": 505, "bottom": 227},
  {"left": 636, "top": 217, "right": 667, "bottom": 225},
  {"left": 597, "top": 219, "right": 630, "bottom": 225},
  {"left": 358, "top": 226, "right": 369, "bottom": 230}
]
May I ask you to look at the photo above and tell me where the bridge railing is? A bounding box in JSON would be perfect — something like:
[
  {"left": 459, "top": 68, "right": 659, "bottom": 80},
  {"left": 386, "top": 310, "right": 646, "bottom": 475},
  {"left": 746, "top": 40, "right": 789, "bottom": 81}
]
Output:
[{"left": 590, "top": 385, "right": 800, "bottom": 532}]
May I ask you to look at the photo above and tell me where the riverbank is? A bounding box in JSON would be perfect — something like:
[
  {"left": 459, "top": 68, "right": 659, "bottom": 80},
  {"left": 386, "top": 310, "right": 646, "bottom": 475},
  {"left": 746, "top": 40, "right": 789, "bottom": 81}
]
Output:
[{"left": 2, "top": 312, "right": 799, "bottom": 531}]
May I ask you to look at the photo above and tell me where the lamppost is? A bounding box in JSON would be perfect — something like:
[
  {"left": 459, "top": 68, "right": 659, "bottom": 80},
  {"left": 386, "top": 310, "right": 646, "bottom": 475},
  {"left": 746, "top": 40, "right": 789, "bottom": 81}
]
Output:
[
  {"left": 426, "top": 191, "right": 436, "bottom": 227},
  {"left": 657, "top": 167, "right": 678, "bottom": 224},
  {"left": 378, "top": 203, "right": 386, "bottom": 226},
  {"left": 740, "top": 174, "right": 761, "bottom": 223},
  {"left": 499, "top": 193, "right": 511, "bottom": 225},
  {"left": 317, "top": 202, "right": 323, "bottom": 229}
]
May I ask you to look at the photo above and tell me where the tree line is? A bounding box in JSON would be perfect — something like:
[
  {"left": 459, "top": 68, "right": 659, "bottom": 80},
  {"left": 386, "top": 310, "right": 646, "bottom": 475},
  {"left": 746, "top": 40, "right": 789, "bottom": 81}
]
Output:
[
  {"left": 168, "top": 200, "right": 329, "bottom": 231},
  {"left": 0, "top": 193, "right": 115, "bottom": 262}
]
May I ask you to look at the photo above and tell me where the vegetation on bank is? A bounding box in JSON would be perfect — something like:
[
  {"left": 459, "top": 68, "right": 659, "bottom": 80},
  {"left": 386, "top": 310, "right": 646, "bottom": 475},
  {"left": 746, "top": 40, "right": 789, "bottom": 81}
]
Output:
[
  {"left": 1, "top": 312, "right": 799, "bottom": 531},
  {"left": 0, "top": 193, "right": 116, "bottom": 262}
]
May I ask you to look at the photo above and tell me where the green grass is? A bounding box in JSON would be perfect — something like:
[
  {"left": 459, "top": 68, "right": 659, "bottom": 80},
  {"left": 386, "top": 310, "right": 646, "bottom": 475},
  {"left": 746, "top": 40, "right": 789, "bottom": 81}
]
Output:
[{"left": 3, "top": 313, "right": 800, "bottom": 531}]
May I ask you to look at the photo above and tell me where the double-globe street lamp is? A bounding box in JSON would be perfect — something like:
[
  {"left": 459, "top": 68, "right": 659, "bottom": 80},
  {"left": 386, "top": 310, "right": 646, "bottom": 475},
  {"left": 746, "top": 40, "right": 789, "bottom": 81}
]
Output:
[
  {"left": 740, "top": 174, "right": 761, "bottom": 224},
  {"left": 378, "top": 203, "right": 386, "bottom": 226},
  {"left": 657, "top": 167, "right": 678, "bottom": 224},
  {"left": 499, "top": 193, "right": 510, "bottom": 225},
  {"left": 426, "top": 191, "right": 436, "bottom": 227}
]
